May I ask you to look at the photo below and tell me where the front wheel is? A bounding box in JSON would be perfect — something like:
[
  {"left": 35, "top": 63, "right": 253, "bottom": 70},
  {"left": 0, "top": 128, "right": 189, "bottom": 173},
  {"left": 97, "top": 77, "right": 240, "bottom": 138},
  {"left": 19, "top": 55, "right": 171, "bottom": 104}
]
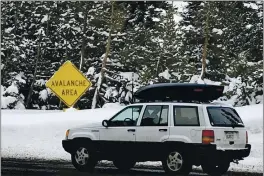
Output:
[
  {"left": 162, "top": 149, "right": 192, "bottom": 175},
  {"left": 71, "top": 146, "right": 97, "bottom": 172},
  {"left": 201, "top": 161, "right": 230, "bottom": 176}
]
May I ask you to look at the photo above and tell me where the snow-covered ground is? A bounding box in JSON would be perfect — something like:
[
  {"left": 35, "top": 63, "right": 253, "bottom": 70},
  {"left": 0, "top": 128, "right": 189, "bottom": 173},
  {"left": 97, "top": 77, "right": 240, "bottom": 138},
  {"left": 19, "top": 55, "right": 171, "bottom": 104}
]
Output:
[{"left": 1, "top": 104, "right": 263, "bottom": 173}]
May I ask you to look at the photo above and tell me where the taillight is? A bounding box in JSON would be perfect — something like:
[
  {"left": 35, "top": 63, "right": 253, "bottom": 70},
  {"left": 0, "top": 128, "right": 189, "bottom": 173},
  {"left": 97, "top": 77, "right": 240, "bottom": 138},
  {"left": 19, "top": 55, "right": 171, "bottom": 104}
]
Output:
[
  {"left": 202, "top": 130, "right": 214, "bottom": 144},
  {"left": 246, "top": 131, "right": 248, "bottom": 144}
]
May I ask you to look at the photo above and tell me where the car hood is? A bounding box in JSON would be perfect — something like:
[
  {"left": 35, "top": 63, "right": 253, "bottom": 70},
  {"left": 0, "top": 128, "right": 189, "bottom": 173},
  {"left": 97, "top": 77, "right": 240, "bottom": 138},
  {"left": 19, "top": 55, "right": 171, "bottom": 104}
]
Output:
[
  {"left": 71, "top": 122, "right": 103, "bottom": 130},
  {"left": 85, "top": 122, "right": 103, "bottom": 128}
]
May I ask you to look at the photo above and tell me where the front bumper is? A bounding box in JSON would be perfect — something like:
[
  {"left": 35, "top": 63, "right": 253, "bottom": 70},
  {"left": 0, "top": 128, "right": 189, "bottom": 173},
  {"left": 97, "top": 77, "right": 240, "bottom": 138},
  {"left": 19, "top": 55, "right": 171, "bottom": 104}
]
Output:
[{"left": 62, "top": 139, "right": 74, "bottom": 153}]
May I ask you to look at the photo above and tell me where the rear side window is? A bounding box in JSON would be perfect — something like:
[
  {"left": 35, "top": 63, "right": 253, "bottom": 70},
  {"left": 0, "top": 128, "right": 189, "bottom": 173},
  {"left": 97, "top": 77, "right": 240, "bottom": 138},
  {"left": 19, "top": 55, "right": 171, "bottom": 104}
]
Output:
[
  {"left": 140, "top": 105, "right": 169, "bottom": 126},
  {"left": 173, "top": 106, "right": 200, "bottom": 126},
  {"left": 207, "top": 107, "right": 244, "bottom": 127}
]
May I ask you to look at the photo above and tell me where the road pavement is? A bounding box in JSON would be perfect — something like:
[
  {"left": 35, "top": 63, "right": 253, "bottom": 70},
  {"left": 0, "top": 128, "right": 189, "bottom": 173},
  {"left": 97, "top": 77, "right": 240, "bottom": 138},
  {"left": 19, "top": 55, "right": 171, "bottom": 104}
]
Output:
[{"left": 1, "top": 158, "right": 262, "bottom": 176}]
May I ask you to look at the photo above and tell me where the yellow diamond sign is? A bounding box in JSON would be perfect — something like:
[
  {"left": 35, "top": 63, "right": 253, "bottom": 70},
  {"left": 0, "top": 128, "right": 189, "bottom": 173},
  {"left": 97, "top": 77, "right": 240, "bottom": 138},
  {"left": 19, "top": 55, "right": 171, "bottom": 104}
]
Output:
[{"left": 46, "top": 60, "right": 92, "bottom": 107}]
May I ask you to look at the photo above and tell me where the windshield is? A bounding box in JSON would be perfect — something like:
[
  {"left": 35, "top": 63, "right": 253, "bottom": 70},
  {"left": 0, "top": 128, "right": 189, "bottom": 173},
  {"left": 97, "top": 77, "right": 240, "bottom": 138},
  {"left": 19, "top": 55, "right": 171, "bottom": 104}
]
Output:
[{"left": 207, "top": 107, "right": 244, "bottom": 127}]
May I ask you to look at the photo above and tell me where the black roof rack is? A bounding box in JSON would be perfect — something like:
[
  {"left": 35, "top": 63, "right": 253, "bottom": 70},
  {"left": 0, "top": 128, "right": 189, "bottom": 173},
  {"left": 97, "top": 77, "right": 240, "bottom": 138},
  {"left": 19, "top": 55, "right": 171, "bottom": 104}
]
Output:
[
  {"left": 133, "top": 83, "right": 224, "bottom": 103},
  {"left": 134, "top": 100, "right": 212, "bottom": 104}
]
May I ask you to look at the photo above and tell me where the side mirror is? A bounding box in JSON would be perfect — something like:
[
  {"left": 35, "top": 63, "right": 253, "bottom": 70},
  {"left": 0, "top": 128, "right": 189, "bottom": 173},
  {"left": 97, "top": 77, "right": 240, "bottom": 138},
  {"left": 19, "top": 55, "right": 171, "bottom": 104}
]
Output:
[{"left": 102, "top": 120, "right": 109, "bottom": 127}]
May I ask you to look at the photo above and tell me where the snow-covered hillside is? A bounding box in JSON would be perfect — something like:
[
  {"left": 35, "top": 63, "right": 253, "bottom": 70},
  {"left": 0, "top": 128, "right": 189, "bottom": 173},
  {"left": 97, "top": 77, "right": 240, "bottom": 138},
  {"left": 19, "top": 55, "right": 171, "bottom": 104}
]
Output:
[{"left": 1, "top": 104, "right": 263, "bottom": 173}]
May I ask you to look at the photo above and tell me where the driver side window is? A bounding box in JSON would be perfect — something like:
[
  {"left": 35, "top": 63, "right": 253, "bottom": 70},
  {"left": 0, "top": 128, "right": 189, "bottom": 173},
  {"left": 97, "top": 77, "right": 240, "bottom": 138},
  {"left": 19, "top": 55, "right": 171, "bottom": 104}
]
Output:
[{"left": 109, "top": 106, "right": 142, "bottom": 126}]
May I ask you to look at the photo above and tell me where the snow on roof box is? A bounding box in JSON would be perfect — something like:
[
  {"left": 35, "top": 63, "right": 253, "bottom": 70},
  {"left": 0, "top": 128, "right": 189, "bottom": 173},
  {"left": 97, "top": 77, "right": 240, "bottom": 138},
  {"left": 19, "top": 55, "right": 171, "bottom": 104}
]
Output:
[{"left": 134, "top": 83, "right": 224, "bottom": 102}]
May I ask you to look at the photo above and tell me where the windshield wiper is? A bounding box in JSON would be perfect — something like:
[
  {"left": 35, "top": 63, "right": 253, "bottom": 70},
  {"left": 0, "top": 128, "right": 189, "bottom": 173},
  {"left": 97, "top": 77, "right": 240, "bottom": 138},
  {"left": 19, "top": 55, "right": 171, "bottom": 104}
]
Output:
[
  {"left": 221, "top": 112, "right": 239, "bottom": 128},
  {"left": 231, "top": 122, "right": 236, "bottom": 129}
]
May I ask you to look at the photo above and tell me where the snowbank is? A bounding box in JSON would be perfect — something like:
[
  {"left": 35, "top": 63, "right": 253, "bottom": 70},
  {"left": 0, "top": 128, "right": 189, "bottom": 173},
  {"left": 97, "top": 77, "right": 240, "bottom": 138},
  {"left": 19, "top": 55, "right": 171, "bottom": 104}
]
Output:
[
  {"left": 2, "top": 107, "right": 122, "bottom": 160},
  {"left": 119, "top": 72, "right": 139, "bottom": 81},
  {"left": 235, "top": 104, "right": 263, "bottom": 134},
  {"left": 231, "top": 104, "right": 263, "bottom": 172},
  {"left": 102, "top": 102, "right": 123, "bottom": 109},
  {"left": 230, "top": 104, "right": 263, "bottom": 173},
  {"left": 1, "top": 104, "right": 263, "bottom": 173},
  {"left": 63, "top": 107, "right": 79, "bottom": 112},
  {"left": 189, "top": 75, "right": 221, "bottom": 85}
]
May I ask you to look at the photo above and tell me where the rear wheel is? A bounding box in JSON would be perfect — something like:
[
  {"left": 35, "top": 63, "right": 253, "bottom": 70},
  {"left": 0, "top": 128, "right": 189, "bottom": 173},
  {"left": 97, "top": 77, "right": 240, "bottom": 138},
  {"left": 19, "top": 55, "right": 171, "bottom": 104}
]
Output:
[
  {"left": 162, "top": 149, "right": 192, "bottom": 175},
  {"left": 71, "top": 145, "right": 97, "bottom": 172},
  {"left": 202, "top": 160, "right": 230, "bottom": 176},
  {"left": 113, "top": 159, "right": 136, "bottom": 171}
]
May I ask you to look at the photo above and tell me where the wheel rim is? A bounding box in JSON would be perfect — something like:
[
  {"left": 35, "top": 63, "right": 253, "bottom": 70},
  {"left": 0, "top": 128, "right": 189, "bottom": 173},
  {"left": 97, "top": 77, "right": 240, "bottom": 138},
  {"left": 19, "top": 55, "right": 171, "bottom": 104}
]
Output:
[
  {"left": 166, "top": 151, "right": 183, "bottom": 171},
  {"left": 75, "top": 147, "right": 89, "bottom": 166}
]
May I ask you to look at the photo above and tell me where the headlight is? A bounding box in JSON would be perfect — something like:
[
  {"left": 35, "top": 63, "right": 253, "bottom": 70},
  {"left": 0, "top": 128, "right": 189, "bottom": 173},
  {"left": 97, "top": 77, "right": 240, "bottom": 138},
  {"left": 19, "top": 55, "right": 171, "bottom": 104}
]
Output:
[{"left": 65, "top": 129, "right": 70, "bottom": 139}]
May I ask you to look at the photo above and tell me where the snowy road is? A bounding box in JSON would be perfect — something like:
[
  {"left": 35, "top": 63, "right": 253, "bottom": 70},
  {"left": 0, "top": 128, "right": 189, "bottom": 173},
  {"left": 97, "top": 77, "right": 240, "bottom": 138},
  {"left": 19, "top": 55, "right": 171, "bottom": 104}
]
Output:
[{"left": 1, "top": 158, "right": 262, "bottom": 176}]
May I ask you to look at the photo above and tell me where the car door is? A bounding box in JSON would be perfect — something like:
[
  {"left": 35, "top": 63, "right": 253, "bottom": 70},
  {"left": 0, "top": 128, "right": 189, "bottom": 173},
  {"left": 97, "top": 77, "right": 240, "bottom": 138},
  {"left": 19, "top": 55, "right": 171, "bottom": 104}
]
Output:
[
  {"left": 169, "top": 105, "right": 203, "bottom": 143},
  {"left": 99, "top": 105, "right": 143, "bottom": 154},
  {"left": 135, "top": 105, "right": 170, "bottom": 158}
]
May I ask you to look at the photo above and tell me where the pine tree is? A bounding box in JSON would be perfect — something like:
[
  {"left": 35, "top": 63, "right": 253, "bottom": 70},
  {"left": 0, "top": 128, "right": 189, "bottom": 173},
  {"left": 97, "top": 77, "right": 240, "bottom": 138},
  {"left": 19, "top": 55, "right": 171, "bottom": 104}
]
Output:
[
  {"left": 118, "top": 2, "right": 172, "bottom": 84},
  {"left": 1, "top": 1, "right": 262, "bottom": 109},
  {"left": 91, "top": 1, "right": 126, "bottom": 108},
  {"left": 1, "top": 72, "right": 26, "bottom": 109},
  {"left": 179, "top": 1, "right": 263, "bottom": 105},
  {"left": 178, "top": 2, "right": 230, "bottom": 82},
  {"left": 216, "top": 1, "right": 263, "bottom": 106},
  {"left": 154, "top": 5, "right": 184, "bottom": 83}
]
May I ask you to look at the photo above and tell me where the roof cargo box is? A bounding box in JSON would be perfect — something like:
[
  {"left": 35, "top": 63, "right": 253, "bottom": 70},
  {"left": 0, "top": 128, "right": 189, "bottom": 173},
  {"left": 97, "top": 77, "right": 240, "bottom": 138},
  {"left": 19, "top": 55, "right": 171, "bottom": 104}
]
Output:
[{"left": 134, "top": 83, "right": 224, "bottom": 102}]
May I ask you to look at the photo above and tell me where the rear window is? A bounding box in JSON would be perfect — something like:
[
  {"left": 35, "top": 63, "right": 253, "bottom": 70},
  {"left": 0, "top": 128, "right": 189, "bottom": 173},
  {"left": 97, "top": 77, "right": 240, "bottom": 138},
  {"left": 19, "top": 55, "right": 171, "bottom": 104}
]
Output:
[{"left": 207, "top": 107, "right": 244, "bottom": 127}]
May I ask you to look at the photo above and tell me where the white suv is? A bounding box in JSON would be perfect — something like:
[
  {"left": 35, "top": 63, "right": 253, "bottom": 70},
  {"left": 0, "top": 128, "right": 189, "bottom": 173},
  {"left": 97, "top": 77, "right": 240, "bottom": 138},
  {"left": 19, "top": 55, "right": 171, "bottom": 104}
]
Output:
[{"left": 62, "top": 84, "right": 251, "bottom": 176}]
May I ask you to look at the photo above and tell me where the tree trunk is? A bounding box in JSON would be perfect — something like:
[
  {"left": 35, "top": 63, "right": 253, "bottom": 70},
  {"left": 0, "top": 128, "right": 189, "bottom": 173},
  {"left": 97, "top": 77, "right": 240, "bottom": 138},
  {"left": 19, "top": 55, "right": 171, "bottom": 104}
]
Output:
[
  {"left": 200, "top": 2, "right": 210, "bottom": 81},
  {"left": 58, "top": 39, "right": 67, "bottom": 109},
  {"left": 155, "top": 57, "right": 160, "bottom": 78},
  {"left": 92, "top": 1, "right": 115, "bottom": 109},
  {"left": 25, "top": 35, "right": 42, "bottom": 108},
  {"left": 14, "top": 2, "right": 18, "bottom": 38},
  {"left": 131, "top": 72, "right": 134, "bottom": 103},
  {"left": 26, "top": 1, "right": 47, "bottom": 108},
  {"left": 1, "top": 15, "right": 7, "bottom": 84},
  {"left": 79, "top": 5, "right": 88, "bottom": 71}
]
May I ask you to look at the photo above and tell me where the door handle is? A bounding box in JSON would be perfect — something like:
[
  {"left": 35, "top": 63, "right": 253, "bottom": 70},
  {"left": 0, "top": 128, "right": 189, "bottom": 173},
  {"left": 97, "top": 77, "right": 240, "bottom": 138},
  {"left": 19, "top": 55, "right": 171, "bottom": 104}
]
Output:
[
  {"left": 159, "top": 129, "right": 167, "bottom": 132},
  {"left": 127, "top": 129, "right": 135, "bottom": 132}
]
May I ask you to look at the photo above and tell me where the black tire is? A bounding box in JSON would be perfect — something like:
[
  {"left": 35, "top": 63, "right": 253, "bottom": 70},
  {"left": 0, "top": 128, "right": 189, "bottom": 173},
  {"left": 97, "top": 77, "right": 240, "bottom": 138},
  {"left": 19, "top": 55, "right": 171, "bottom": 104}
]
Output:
[
  {"left": 201, "top": 160, "right": 230, "bottom": 176},
  {"left": 71, "top": 145, "right": 97, "bottom": 173},
  {"left": 162, "top": 149, "right": 192, "bottom": 175},
  {"left": 113, "top": 159, "right": 136, "bottom": 171}
]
